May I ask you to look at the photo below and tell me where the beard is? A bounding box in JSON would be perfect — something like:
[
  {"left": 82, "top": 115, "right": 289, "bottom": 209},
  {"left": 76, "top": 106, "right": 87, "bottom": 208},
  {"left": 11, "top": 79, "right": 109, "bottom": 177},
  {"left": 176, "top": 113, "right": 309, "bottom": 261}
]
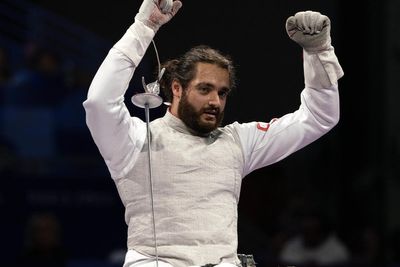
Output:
[{"left": 178, "top": 92, "right": 224, "bottom": 135}]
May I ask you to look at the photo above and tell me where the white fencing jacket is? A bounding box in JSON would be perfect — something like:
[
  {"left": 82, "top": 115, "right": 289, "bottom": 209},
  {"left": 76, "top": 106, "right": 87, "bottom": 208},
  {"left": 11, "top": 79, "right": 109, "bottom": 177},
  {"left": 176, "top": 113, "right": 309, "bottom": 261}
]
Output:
[{"left": 83, "top": 20, "right": 343, "bottom": 267}]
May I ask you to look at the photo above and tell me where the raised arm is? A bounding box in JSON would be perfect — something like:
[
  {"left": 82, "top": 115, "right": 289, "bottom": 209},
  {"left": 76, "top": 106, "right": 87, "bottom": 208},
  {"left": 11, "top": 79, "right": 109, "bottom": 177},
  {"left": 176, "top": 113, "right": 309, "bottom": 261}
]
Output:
[
  {"left": 234, "top": 11, "right": 344, "bottom": 176},
  {"left": 83, "top": 0, "right": 182, "bottom": 178}
]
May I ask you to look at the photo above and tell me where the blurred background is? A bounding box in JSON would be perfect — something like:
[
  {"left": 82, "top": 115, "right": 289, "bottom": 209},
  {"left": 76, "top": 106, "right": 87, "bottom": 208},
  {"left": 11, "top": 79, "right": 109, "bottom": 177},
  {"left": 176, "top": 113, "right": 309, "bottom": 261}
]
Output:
[{"left": 1, "top": 0, "right": 399, "bottom": 267}]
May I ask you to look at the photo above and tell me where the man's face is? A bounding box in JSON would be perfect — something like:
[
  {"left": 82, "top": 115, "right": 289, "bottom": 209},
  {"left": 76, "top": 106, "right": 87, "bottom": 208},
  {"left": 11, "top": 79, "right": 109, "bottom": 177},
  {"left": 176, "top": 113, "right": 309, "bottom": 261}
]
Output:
[{"left": 177, "top": 63, "right": 230, "bottom": 134}]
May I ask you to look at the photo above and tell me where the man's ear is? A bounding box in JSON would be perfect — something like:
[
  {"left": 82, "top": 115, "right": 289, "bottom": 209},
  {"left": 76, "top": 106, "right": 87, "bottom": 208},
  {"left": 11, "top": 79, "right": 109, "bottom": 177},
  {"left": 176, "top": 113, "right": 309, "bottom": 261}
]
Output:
[
  {"left": 172, "top": 79, "right": 182, "bottom": 99},
  {"left": 169, "top": 80, "right": 183, "bottom": 117}
]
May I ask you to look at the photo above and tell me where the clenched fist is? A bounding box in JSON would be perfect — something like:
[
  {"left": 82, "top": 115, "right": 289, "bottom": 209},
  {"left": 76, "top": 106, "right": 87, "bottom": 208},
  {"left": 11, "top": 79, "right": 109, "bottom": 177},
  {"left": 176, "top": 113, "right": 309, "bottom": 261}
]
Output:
[
  {"left": 286, "top": 11, "right": 331, "bottom": 52},
  {"left": 135, "top": 0, "right": 182, "bottom": 32}
]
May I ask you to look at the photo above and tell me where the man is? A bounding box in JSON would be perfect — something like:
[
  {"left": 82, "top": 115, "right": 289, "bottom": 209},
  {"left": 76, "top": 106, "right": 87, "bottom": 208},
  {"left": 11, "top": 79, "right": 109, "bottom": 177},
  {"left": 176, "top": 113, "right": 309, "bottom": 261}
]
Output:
[{"left": 83, "top": 0, "right": 343, "bottom": 266}]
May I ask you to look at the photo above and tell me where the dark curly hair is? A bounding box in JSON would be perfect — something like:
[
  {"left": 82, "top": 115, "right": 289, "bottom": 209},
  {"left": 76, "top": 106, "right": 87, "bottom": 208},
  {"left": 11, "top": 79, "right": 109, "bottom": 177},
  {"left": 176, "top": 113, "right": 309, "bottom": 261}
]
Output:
[{"left": 158, "top": 45, "right": 236, "bottom": 102}]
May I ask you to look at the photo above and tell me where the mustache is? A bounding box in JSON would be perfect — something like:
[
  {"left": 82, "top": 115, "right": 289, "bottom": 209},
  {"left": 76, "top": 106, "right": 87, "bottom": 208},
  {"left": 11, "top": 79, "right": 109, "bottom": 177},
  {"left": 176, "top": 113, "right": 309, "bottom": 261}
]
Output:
[{"left": 202, "top": 106, "right": 220, "bottom": 115}]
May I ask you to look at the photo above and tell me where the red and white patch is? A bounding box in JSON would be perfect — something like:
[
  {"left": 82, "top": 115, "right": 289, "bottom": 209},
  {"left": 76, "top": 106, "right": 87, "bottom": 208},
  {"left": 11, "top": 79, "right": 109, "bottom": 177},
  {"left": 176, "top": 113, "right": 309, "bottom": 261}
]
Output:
[
  {"left": 256, "top": 118, "right": 278, "bottom": 132},
  {"left": 257, "top": 122, "right": 270, "bottom": 132}
]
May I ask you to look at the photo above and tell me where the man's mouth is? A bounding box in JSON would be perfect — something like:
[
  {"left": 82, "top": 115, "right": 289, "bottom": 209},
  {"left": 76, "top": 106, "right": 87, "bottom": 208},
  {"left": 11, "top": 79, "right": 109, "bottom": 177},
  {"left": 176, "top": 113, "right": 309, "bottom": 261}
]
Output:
[
  {"left": 203, "top": 110, "right": 219, "bottom": 119},
  {"left": 204, "top": 108, "right": 219, "bottom": 115}
]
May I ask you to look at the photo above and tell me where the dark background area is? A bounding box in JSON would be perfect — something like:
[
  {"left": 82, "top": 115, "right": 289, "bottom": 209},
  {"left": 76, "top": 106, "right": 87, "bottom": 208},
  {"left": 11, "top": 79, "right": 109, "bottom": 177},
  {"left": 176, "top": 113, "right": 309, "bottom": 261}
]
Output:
[{"left": 1, "top": 0, "right": 399, "bottom": 267}]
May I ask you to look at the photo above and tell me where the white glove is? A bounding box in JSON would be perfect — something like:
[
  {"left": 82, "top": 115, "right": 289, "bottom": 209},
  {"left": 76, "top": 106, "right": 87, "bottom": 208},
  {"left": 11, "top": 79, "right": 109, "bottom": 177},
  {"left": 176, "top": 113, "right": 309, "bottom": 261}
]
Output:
[
  {"left": 135, "top": 0, "right": 182, "bottom": 32},
  {"left": 286, "top": 11, "right": 331, "bottom": 52}
]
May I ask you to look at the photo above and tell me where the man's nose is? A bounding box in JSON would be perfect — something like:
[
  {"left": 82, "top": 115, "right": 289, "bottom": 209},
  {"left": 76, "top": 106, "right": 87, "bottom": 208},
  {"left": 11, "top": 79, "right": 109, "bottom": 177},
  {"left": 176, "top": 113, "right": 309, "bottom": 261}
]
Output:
[{"left": 208, "top": 91, "right": 221, "bottom": 107}]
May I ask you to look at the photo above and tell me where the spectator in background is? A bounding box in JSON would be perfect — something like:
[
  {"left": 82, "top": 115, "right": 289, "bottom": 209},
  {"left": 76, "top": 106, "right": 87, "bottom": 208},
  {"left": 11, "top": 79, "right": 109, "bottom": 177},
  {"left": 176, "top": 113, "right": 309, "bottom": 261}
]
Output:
[
  {"left": 2, "top": 43, "right": 67, "bottom": 165},
  {"left": 15, "top": 212, "right": 67, "bottom": 267},
  {"left": 279, "top": 209, "right": 350, "bottom": 267},
  {"left": 5, "top": 42, "right": 66, "bottom": 107},
  {"left": 349, "top": 224, "right": 383, "bottom": 267}
]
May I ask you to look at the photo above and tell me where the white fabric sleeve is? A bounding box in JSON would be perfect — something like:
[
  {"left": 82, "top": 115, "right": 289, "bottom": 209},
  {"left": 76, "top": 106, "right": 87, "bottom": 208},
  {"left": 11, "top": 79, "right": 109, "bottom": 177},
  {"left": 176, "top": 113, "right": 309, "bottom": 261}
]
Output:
[
  {"left": 234, "top": 47, "right": 342, "bottom": 177},
  {"left": 303, "top": 46, "right": 344, "bottom": 89},
  {"left": 83, "top": 21, "right": 155, "bottom": 179}
]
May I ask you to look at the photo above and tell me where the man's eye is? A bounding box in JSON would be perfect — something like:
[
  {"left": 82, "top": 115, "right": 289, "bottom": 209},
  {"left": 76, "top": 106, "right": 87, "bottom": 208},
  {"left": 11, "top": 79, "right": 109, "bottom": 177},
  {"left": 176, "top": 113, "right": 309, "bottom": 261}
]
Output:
[
  {"left": 219, "top": 90, "right": 228, "bottom": 97},
  {"left": 199, "top": 87, "right": 209, "bottom": 93}
]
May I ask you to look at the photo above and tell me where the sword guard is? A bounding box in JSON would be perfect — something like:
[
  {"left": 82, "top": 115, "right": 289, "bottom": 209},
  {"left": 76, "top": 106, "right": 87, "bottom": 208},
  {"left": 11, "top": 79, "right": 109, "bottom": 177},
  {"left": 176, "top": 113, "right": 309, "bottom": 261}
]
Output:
[{"left": 131, "top": 93, "right": 163, "bottom": 109}]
